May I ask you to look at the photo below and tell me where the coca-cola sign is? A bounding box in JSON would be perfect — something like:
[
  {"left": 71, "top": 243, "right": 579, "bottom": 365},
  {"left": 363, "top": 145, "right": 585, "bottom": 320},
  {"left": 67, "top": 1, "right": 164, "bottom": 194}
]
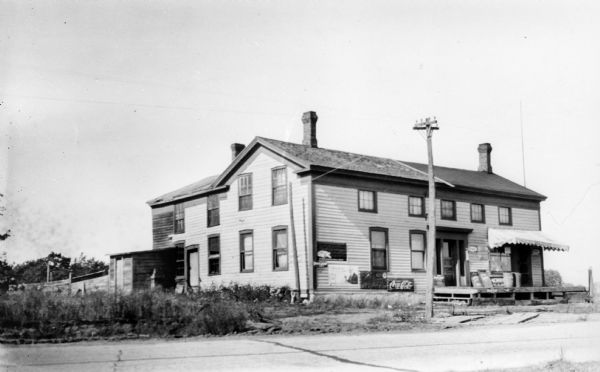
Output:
[{"left": 386, "top": 278, "right": 415, "bottom": 292}]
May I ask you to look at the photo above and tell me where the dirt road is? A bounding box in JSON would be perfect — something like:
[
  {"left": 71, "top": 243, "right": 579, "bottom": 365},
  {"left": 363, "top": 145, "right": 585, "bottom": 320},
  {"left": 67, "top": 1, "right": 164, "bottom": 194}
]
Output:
[{"left": 2, "top": 319, "right": 599, "bottom": 371}]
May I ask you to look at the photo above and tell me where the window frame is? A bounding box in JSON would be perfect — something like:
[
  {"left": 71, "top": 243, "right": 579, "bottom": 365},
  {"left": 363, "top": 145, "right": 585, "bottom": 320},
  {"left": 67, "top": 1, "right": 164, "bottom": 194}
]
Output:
[
  {"left": 207, "top": 194, "right": 220, "bottom": 227},
  {"left": 239, "top": 230, "right": 254, "bottom": 273},
  {"left": 271, "top": 166, "right": 288, "bottom": 206},
  {"left": 369, "top": 227, "right": 389, "bottom": 271},
  {"left": 409, "top": 230, "right": 427, "bottom": 272},
  {"left": 498, "top": 206, "right": 513, "bottom": 226},
  {"left": 207, "top": 234, "right": 221, "bottom": 276},
  {"left": 174, "top": 241, "right": 185, "bottom": 278},
  {"left": 408, "top": 196, "right": 425, "bottom": 217},
  {"left": 357, "top": 190, "right": 378, "bottom": 213},
  {"left": 440, "top": 199, "right": 457, "bottom": 221},
  {"left": 470, "top": 203, "right": 485, "bottom": 223},
  {"left": 238, "top": 173, "right": 253, "bottom": 211},
  {"left": 174, "top": 203, "right": 185, "bottom": 234},
  {"left": 272, "top": 226, "right": 289, "bottom": 271}
]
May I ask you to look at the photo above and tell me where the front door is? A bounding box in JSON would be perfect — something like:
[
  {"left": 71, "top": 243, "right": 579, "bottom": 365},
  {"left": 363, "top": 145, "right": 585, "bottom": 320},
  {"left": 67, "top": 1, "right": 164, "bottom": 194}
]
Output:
[
  {"left": 187, "top": 248, "right": 199, "bottom": 288},
  {"left": 436, "top": 237, "right": 466, "bottom": 287},
  {"left": 511, "top": 246, "right": 532, "bottom": 286}
]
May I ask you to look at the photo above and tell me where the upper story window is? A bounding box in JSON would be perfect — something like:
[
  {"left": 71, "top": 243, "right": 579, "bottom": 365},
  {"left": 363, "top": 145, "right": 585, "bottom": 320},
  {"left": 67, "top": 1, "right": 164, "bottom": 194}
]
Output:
[
  {"left": 370, "top": 227, "right": 388, "bottom": 271},
  {"left": 272, "top": 167, "right": 288, "bottom": 206},
  {"left": 238, "top": 173, "right": 253, "bottom": 211},
  {"left": 410, "top": 230, "right": 426, "bottom": 271},
  {"left": 207, "top": 194, "right": 220, "bottom": 227},
  {"left": 408, "top": 196, "right": 425, "bottom": 217},
  {"left": 358, "top": 190, "right": 377, "bottom": 212},
  {"left": 174, "top": 203, "right": 185, "bottom": 234},
  {"left": 470, "top": 203, "right": 485, "bottom": 223},
  {"left": 208, "top": 235, "right": 220, "bottom": 276},
  {"left": 498, "top": 206, "right": 512, "bottom": 225},
  {"left": 272, "top": 226, "right": 289, "bottom": 271},
  {"left": 440, "top": 200, "right": 456, "bottom": 220}
]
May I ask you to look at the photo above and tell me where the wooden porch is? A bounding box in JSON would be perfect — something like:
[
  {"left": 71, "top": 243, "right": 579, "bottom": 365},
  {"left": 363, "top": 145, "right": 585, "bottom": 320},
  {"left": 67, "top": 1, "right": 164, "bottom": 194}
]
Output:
[{"left": 433, "top": 285, "right": 588, "bottom": 304}]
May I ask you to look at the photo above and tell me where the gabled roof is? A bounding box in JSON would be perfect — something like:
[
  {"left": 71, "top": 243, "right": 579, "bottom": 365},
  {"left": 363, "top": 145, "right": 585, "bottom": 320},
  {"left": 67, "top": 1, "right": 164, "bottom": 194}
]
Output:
[{"left": 149, "top": 136, "right": 546, "bottom": 207}]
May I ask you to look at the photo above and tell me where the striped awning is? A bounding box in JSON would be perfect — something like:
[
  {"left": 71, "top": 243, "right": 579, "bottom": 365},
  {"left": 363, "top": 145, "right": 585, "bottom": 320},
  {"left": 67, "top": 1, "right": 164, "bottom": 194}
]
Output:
[{"left": 488, "top": 228, "right": 570, "bottom": 252}]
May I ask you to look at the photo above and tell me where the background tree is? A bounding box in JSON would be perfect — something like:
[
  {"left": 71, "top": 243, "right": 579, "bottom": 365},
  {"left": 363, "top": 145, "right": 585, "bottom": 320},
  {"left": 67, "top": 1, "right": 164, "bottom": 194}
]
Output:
[
  {"left": 12, "top": 252, "right": 71, "bottom": 283},
  {"left": 70, "top": 253, "right": 108, "bottom": 278},
  {"left": 544, "top": 269, "right": 563, "bottom": 287}
]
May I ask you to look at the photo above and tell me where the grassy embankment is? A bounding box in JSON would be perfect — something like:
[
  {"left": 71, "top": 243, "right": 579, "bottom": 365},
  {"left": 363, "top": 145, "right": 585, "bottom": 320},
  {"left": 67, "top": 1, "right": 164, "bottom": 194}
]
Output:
[{"left": 0, "top": 286, "right": 424, "bottom": 342}]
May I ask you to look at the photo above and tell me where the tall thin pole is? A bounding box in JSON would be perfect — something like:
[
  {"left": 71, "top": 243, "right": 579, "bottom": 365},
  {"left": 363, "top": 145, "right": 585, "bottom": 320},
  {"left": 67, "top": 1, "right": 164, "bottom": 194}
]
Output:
[
  {"left": 520, "top": 101, "right": 527, "bottom": 187},
  {"left": 414, "top": 117, "right": 438, "bottom": 321},
  {"left": 288, "top": 182, "right": 301, "bottom": 303}
]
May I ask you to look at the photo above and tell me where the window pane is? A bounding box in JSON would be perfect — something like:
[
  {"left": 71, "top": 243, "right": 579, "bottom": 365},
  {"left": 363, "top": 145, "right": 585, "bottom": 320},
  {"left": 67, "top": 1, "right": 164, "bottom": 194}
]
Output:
[
  {"left": 272, "top": 168, "right": 286, "bottom": 186},
  {"left": 410, "top": 233, "right": 425, "bottom": 252},
  {"left": 209, "top": 258, "right": 220, "bottom": 275},
  {"left": 276, "top": 251, "right": 288, "bottom": 269},
  {"left": 372, "top": 250, "right": 386, "bottom": 269},
  {"left": 371, "top": 230, "right": 386, "bottom": 248},
  {"left": 359, "top": 191, "right": 374, "bottom": 210},
  {"left": 273, "top": 187, "right": 287, "bottom": 205},
  {"left": 411, "top": 251, "right": 424, "bottom": 269},
  {"left": 499, "top": 207, "right": 511, "bottom": 224},
  {"left": 471, "top": 204, "right": 483, "bottom": 221},
  {"left": 208, "top": 237, "right": 220, "bottom": 255},
  {"left": 275, "top": 230, "right": 287, "bottom": 248},
  {"left": 441, "top": 200, "right": 455, "bottom": 219},
  {"left": 239, "top": 195, "right": 252, "bottom": 210},
  {"left": 242, "top": 234, "right": 253, "bottom": 252},
  {"left": 409, "top": 197, "right": 423, "bottom": 215}
]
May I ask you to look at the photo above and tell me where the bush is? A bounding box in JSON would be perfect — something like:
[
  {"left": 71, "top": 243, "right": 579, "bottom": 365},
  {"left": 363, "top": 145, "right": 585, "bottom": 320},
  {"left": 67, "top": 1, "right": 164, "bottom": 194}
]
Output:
[
  {"left": 545, "top": 269, "right": 563, "bottom": 287},
  {"left": 0, "top": 284, "right": 293, "bottom": 340}
]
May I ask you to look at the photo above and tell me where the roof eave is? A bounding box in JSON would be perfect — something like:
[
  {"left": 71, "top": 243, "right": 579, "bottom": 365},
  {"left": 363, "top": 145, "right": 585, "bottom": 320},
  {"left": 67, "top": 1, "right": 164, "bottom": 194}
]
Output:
[
  {"left": 302, "top": 166, "right": 547, "bottom": 202},
  {"left": 147, "top": 185, "right": 230, "bottom": 208}
]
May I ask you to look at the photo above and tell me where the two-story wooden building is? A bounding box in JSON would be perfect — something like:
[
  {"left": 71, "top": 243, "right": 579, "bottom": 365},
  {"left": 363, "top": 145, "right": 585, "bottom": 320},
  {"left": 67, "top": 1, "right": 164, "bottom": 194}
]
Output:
[{"left": 109, "top": 111, "right": 574, "bottom": 299}]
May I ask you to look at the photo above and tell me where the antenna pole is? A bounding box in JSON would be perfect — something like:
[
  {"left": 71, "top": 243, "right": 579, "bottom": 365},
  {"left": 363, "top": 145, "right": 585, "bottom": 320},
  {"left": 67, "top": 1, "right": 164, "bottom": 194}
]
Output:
[
  {"left": 413, "top": 117, "right": 438, "bottom": 321},
  {"left": 520, "top": 101, "right": 527, "bottom": 187}
]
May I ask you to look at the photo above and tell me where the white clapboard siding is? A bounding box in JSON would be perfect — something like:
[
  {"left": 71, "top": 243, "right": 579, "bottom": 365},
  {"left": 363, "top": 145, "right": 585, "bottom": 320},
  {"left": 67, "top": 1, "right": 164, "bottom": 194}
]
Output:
[
  {"left": 177, "top": 147, "right": 311, "bottom": 292},
  {"left": 315, "top": 184, "right": 542, "bottom": 294}
]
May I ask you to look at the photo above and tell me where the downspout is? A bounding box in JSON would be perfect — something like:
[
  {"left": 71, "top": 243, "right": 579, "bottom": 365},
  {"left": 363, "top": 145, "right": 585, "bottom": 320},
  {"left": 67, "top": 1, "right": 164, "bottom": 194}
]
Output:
[{"left": 288, "top": 182, "right": 301, "bottom": 303}]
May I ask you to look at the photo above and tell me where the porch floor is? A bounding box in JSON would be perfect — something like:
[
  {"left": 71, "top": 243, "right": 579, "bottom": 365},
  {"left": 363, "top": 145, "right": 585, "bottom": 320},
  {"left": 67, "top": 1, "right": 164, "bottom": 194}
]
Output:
[{"left": 434, "top": 285, "right": 588, "bottom": 304}]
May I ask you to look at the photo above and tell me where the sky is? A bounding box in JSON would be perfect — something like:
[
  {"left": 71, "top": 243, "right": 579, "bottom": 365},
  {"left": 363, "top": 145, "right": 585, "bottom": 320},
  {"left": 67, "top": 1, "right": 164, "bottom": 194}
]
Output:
[{"left": 1, "top": 0, "right": 599, "bottom": 285}]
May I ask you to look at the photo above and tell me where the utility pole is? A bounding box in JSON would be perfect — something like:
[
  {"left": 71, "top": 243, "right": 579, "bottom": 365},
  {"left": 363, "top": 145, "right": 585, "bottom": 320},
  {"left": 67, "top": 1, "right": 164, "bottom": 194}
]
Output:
[{"left": 413, "top": 117, "right": 438, "bottom": 321}]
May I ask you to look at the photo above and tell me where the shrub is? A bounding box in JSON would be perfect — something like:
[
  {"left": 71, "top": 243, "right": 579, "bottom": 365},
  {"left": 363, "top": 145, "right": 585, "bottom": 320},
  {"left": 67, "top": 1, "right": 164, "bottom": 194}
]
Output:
[{"left": 0, "top": 284, "right": 293, "bottom": 340}]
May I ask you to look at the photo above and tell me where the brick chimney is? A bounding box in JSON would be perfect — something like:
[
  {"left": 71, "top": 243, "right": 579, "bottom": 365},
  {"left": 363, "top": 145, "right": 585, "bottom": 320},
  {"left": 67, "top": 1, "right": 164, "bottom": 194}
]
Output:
[
  {"left": 302, "top": 111, "right": 318, "bottom": 148},
  {"left": 231, "top": 143, "right": 245, "bottom": 161},
  {"left": 477, "top": 143, "right": 493, "bottom": 173}
]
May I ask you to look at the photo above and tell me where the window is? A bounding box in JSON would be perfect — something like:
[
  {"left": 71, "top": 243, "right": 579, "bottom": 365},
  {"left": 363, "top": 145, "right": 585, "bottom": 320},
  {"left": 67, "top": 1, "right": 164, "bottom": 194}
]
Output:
[
  {"left": 470, "top": 203, "right": 485, "bottom": 223},
  {"left": 358, "top": 190, "right": 377, "bottom": 212},
  {"left": 240, "top": 230, "right": 254, "bottom": 272},
  {"left": 370, "top": 227, "right": 388, "bottom": 271},
  {"left": 272, "top": 167, "right": 287, "bottom": 205},
  {"left": 175, "top": 242, "right": 185, "bottom": 277},
  {"left": 410, "top": 231, "right": 426, "bottom": 270},
  {"left": 440, "top": 200, "right": 456, "bottom": 220},
  {"left": 408, "top": 196, "right": 425, "bottom": 217},
  {"left": 174, "top": 203, "right": 185, "bottom": 234},
  {"left": 498, "top": 206, "right": 512, "bottom": 225},
  {"left": 208, "top": 235, "right": 220, "bottom": 275},
  {"left": 272, "top": 227, "right": 288, "bottom": 271},
  {"left": 207, "top": 194, "right": 220, "bottom": 227},
  {"left": 238, "top": 173, "right": 253, "bottom": 211},
  {"left": 317, "top": 242, "right": 347, "bottom": 261}
]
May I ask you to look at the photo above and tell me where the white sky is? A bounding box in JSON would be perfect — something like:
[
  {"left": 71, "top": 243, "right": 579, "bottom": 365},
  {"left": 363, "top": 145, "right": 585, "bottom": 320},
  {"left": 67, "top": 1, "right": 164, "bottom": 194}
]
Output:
[{"left": 1, "top": 0, "right": 599, "bottom": 285}]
